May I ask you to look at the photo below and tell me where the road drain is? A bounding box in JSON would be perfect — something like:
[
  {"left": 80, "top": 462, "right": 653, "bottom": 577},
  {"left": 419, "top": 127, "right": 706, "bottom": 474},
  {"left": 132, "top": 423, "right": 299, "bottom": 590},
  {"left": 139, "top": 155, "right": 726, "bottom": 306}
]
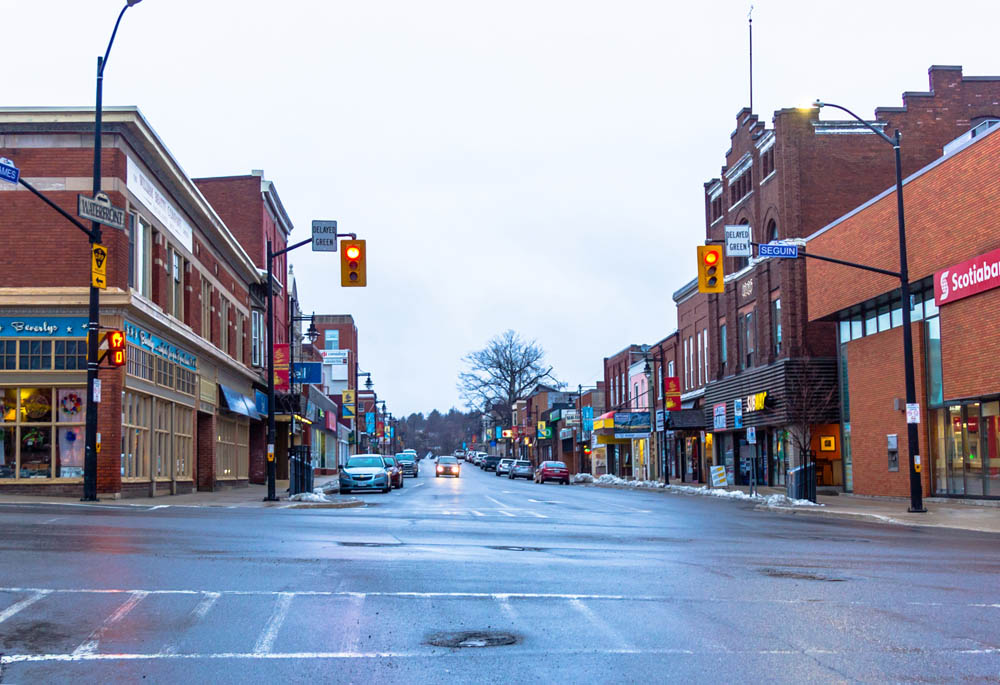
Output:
[
  {"left": 426, "top": 631, "right": 519, "bottom": 648},
  {"left": 759, "top": 568, "right": 845, "bottom": 582},
  {"left": 487, "top": 545, "right": 544, "bottom": 552}
]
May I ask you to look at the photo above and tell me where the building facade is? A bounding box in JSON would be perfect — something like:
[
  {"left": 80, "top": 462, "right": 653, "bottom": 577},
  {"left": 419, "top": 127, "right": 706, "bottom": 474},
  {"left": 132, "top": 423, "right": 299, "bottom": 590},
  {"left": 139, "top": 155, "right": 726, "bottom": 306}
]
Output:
[
  {"left": 0, "top": 107, "right": 263, "bottom": 497},
  {"left": 700, "top": 65, "right": 1000, "bottom": 491},
  {"left": 807, "top": 118, "right": 1000, "bottom": 499}
]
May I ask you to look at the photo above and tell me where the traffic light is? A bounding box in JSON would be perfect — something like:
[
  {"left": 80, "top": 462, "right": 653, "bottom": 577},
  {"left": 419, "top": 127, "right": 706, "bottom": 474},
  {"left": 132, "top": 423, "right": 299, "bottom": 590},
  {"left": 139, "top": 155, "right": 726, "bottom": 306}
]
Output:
[
  {"left": 583, "top": 445, "right": 592, "bottom": 457},
  {"left": 697, "top": 245, "right": 724, "bottom": 293},
  {"left": 105, "top": 330, "right": 127, "bottom": 367},
  {"left": 340, "top": 239, "right": 367, "bottom": 287}
]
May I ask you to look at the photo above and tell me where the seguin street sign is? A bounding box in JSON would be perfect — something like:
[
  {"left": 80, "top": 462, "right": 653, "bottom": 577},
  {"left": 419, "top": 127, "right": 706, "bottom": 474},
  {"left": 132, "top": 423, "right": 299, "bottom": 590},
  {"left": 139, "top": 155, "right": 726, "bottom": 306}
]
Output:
[
  {"left": 758, "top": 243, "right": 798, "bottom": 258},
  {"left": 78, "top": 193, "right": 125, "bottom": 230}
]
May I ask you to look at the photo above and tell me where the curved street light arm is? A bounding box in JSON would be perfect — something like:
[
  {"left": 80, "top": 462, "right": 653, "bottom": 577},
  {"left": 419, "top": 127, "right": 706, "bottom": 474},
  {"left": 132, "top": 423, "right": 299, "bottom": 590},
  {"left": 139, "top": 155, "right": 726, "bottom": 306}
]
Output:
[{"left": 814, "top": 100, "right": 897, "bottom": 147}]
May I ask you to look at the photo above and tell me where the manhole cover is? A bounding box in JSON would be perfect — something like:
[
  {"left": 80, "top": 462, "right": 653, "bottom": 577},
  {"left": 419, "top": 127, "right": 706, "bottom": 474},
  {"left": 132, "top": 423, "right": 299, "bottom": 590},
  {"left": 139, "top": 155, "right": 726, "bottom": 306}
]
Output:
[
  {"left": 486, "top": 545, "right": 544, "bottom": 552},
  {"left": 759, "top": 568, "right": 845, "bottom": 582},
  {"left": 426, "top": 631, "right": 519, "bottom": 648}
]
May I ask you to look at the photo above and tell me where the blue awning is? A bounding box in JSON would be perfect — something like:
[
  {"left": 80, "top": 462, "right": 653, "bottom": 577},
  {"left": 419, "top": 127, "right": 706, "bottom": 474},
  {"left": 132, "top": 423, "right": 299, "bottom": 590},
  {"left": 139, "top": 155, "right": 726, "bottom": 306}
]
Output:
[{"left": 219, "top": 384, "right": 261, "bottom": 419}]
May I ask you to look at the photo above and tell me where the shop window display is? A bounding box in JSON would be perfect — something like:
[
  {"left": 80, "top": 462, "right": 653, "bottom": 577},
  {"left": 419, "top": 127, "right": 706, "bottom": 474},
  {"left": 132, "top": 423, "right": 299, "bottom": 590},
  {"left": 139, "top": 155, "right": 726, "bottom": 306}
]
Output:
[{"left": 0, "top": 387, "right": 84, "bottom": 479}]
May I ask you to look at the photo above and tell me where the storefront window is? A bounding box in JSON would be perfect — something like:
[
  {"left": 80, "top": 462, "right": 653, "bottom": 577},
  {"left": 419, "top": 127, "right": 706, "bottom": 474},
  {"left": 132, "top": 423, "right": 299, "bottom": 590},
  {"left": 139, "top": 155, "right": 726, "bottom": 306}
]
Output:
[
  {"left": 925, "top": 316, "right": 943, "bottom": 407},
  {"left": 946, "top": 405, "right": 964, "bottom": 495},
  {"left": 122, "top": 391, "right": 151, "bottom": 480},
  {"left": 0, "top": 387, "right": 83, "bottom": 479},
  {"left": 932, "top": 408, "right": 947, "bottom": 495},
  {"left": 0, "top": 341, "right": 15, "bottom": 370}
]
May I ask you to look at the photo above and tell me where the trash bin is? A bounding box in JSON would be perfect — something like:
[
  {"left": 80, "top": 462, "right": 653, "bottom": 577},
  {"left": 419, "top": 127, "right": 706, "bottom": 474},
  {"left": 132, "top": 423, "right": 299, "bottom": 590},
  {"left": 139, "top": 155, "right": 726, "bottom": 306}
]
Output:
[{"left": 288, "top": 445, "right": 311, "bottom": 496}]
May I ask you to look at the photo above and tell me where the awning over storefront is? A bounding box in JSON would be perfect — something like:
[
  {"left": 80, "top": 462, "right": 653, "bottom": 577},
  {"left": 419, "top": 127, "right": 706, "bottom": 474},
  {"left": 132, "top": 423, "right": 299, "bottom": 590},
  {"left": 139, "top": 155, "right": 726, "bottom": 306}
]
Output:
[{"left": 219, "top": 384, "right": 261, "bottom": 419}]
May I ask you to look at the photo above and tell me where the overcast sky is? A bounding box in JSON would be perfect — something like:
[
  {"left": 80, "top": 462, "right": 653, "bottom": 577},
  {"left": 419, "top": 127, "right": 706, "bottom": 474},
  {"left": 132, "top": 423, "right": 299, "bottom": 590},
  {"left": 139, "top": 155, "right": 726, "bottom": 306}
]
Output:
[{"left": 6, "top": 0, "right": 1000, "bottom": 416}]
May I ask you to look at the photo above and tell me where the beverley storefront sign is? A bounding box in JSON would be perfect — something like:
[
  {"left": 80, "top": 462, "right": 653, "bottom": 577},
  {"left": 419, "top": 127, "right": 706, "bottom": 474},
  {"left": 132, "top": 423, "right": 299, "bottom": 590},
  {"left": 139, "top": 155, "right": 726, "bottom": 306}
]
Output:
[
  {"left": 935, "top": 246, "right": 1000, "bottom": 305},
  {"left": 0, "top": 317, "right": 88, "bottom": 338}
]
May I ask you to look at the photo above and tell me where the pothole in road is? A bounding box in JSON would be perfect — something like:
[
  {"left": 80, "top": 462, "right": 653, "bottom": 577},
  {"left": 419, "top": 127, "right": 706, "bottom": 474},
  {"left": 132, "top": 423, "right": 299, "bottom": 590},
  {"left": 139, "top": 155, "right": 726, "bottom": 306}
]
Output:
[
  {"left": 486, "top": 545, "right": 545, "bottom": 552},
  {"left": 426, "top": 631, "right": 519, "bottom": 648},
  {"left": 759, "top": 568, "right": 846, "bottom": 582}
]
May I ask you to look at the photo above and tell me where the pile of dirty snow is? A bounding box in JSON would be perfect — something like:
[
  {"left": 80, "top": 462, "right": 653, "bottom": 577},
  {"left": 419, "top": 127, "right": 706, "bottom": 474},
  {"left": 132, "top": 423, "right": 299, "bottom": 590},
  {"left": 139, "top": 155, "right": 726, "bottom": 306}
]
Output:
[
  {"left": 571, "top": 473, "right": 595, "bottom": 484},
  {"left": 288, "top": 491, "right": 331, "bottom": 503},
  {"left": 591, "top": 476, "right": 821, "bottom": 506}
]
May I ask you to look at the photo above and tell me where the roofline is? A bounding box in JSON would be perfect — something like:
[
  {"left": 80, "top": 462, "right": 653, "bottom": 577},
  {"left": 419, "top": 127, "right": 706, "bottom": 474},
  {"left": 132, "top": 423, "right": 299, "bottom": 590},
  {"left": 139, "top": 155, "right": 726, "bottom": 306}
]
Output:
[
  {"left": 672, "top": 277, "right": 698, "bottom": 302},
  {"left": 806, "top": 118, "right": 1000, "bottom": 243},
  {"left": 0, "top": 106, "right": 261, "bottom": 284}
]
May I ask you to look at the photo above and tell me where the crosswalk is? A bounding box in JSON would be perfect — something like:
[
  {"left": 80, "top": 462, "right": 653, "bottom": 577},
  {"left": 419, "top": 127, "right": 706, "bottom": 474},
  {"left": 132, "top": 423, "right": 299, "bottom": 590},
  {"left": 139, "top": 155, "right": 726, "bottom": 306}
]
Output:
[{"left": 2, "top": 585, "right": 996, "bottom": 667}]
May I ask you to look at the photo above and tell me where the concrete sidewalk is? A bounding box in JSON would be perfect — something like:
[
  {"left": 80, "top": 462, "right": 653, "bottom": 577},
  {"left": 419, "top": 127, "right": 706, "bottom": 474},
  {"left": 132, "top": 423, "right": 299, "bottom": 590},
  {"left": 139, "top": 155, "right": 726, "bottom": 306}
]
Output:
[
  {"left": 0, "top": 476, "right": 363, "bottom": 510},
  {"left": 586, "top": 477, "right": 1000, "bottom": 534}
]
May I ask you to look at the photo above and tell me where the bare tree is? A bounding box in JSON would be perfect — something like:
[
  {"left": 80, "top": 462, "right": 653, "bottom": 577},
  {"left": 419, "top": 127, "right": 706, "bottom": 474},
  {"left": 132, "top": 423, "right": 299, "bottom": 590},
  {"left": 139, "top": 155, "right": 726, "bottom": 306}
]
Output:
[
  {"left": 783, "top": 359, "right": 839, "bottom": 497},
  {"left": 458, "top": 330, "right": 560, "bottom": 425}
]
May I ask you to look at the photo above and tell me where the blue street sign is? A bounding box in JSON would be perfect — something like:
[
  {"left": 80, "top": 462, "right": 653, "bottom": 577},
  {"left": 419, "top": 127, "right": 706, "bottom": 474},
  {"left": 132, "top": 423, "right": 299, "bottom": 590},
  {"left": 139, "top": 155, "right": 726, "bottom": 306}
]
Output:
[
  {"left": 758, "top": 243, "right": 798, "bottom": 258},
  {"left": 292, "top": 362, "right": 322, "bottom": 384},
  {"left": 0, "top": 157, "right": 19, "bottom": 185}
]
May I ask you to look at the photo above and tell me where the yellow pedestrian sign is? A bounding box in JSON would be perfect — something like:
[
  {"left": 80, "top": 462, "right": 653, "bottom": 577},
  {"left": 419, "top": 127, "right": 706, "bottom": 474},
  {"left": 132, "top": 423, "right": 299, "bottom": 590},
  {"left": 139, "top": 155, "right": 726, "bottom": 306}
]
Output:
[{"left": 91, "top": 244, "right": 108, "bottom": 289}]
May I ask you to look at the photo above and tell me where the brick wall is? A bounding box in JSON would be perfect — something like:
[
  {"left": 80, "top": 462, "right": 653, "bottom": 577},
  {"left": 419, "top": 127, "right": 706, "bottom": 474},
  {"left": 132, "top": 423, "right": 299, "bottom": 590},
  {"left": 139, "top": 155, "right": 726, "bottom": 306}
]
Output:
[
  {"left": 196, "top": 412, "right": 216, "bottom": 491},
  {"left": 846, "top": 323, "right": 932, "bottom": 497},
  {"left": 941, "top": 288, "right": 1000, "bottom": 399},
  {"left": 96, "top": 370, "right": 125, "bottom": 495}
]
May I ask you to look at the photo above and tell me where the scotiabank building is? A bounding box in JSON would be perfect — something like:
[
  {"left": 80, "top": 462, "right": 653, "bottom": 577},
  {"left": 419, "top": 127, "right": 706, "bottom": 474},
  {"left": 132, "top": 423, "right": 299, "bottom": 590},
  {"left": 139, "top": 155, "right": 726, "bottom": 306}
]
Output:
[{"left": 807, "top": 119, "right": 1000, "bottom": 499}]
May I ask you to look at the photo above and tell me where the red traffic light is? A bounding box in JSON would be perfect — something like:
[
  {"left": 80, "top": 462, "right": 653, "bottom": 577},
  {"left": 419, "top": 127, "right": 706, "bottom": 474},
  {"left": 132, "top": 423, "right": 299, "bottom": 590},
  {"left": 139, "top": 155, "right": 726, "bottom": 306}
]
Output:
[
  {"left": 345, "top": 245, "right": 361, "bottom": 260},
  {"left": 703, "top": 249, "right": 719, "bottom": 266}
]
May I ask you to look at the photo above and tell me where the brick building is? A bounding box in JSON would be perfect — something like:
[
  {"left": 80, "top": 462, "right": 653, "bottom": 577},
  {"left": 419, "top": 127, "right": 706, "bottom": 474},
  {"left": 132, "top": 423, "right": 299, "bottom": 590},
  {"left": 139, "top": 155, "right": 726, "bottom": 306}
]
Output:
[
  {"left": 807, "top": 118, "right": 1000, "bottom": 499},
  {"left": 698, "top": 66, "right": 1000, "bottom": 492},
  {"left": 0, "top": 107, "right": 264, "bottom": 497},
  {"left": 193, "top": 171, "right": 293, "bottom": 483}
]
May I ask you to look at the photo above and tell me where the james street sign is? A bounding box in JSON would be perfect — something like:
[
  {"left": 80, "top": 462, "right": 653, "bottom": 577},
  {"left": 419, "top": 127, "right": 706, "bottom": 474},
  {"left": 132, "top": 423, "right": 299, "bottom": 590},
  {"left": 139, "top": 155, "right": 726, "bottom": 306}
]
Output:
[{"left": 0, "top": 157, "right": 19, "bottom": 185}]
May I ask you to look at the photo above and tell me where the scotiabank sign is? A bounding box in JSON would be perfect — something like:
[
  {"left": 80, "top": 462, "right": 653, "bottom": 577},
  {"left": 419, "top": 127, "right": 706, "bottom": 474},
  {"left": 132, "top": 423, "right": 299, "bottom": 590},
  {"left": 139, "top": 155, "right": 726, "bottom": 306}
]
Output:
[{"left": 935, "top": 247, "right": 1000, "bottom": 306}]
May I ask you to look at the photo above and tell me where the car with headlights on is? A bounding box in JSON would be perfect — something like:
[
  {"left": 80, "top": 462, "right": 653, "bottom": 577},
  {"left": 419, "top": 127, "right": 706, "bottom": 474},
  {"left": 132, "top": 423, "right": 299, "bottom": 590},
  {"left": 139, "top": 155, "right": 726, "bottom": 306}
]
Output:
[
  {"left": 339, "top": 454, "right": 391, "bottom": 494},
  {"left": 381, "top": 455, "right": 404, "bottom": 489},
  {"left": 436, "top": 456, "right": 461, "bottom": 478},
  {"left": 395, "top": 452, "right": 418, "bottom": 478},
  {"left": 508, "top": 460, "right": 534, "bottom": 480},
  {"left": 535, "top": 460, "right": 570, "bottom": 485}
]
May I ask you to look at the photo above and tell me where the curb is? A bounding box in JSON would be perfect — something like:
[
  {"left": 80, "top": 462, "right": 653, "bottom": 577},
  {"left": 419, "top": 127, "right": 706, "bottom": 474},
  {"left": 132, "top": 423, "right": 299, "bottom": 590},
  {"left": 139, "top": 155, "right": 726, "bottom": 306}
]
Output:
[{"left": 756, "top": 504, "right": 899, "bottom": 526}]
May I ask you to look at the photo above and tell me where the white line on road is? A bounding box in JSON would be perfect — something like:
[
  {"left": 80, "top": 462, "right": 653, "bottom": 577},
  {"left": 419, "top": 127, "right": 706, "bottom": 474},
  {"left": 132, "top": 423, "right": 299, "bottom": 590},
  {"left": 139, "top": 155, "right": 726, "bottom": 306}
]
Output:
[
  {"left": 72, "top": 591, "right": 148, "bottom": 656},
  {"left": 498, "top": 596, "right": 518, "bottom": 623},
  {"left": 485, "top": 495, "right": 510, "bottom": 509},
  {"left": 470, "top": 510, "right": 485, "bottom": 517},
  {"left": 41, "top": 517, "right": 65, "bottom": 524},
  {"left": 162, "top": 592, "right": 221, "bottom": 655},
  {"left": 412, "top": 482, "right": 425, "bottom": 487},
  {"left": 524, "top": 511, "right": 548, "bottom": 519},
  {"left": 6, "top": 646, "right": 1000, "bottom": 664},
  {"left": 528, "top": 499, "right": 563, "bottom": 504},
  {"left": 0, "top": 590, "right": 50, "bottom": 624},
  {"left": 497, "top": 510, "right": 516, "bottom": 518},
  {"left": 569, "top": 599, "right": 633, "bottom": 650},
  {"left": 254, "top": 592, "right": 294, "bottom": 655},
  {"left": 146, "top": 505, "right": 169, "bottom": 511},
  {"left": 341, "top": 595, "right": 365, "bottom": 654}
]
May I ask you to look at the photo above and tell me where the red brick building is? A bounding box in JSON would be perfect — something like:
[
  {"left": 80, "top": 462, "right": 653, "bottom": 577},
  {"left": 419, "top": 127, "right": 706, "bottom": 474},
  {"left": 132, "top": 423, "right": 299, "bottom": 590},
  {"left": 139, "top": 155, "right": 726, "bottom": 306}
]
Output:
[
  {"left": 807, "top": 118, "right": 1000, "bottom": 499},
  {"left": 699, "top": 66, "right": 1000, "bottom": 492},
  {"left": 0, "top": 107, "right": 265, "bottom": 497},
  {"left": 194, "top": 171, "right": 293, "bottom": 483}
]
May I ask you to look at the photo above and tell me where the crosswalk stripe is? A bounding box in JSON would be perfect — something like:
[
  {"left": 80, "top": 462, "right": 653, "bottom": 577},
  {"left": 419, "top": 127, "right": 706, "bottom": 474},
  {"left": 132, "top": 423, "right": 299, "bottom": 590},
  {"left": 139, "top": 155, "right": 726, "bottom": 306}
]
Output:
[
  {"left": 72, "top": 591, "right": 148, "bottom": 657},
  {"left": 0, "top": 590, "right": 50, "bottom": 624}
]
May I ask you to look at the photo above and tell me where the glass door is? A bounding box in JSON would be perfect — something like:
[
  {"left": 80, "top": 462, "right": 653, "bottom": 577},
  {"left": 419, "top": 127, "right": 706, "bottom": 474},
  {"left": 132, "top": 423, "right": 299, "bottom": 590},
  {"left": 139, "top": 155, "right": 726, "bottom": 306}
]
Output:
[
  {"left": 984, "top": 402, "right": 1000, "bottom": 497},
  {"left": 964, "top": 403, "right": 983, "bottom": 496},
  {"left": 946, "top": 405, "right": 964, "bottom": 495}
]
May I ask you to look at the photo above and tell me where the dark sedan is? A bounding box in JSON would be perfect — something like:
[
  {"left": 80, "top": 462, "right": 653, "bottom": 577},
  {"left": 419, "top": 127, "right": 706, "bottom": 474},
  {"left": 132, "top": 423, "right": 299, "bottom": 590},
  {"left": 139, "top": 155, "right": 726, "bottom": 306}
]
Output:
[
  {"left": 396, "top": 452, "right": 419, "bottom": 478},
  {"left": 436, "top": 456, "right": 461, "bottom": 478}
]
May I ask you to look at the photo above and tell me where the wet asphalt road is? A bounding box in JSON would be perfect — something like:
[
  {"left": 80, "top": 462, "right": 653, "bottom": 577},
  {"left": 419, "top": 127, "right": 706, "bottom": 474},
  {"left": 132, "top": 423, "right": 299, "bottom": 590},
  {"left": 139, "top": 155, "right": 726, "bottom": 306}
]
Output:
[{"left": 1, "top": 461, "right": 999, "bottom": 684}]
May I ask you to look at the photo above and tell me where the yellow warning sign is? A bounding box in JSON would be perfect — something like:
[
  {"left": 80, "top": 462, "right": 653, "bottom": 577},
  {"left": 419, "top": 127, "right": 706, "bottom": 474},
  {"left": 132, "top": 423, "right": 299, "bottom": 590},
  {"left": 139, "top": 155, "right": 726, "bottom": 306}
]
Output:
[{"left": 92, "top": 244, "right": 108, "bottom": 290}]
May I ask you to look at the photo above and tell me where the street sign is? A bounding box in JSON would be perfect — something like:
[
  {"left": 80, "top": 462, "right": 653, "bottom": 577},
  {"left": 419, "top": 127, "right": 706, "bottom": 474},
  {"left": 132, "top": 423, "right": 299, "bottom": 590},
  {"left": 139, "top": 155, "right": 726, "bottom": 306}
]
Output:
[
  {"left": 292, "top": 362, "right": 322, "bottom": 384},
  {"left": 0, "top": 157, "right": 19, "bottom": 185},
  {"left": 312, "top": 220, "right": 338, "bottom": 251},
  {"left": 758, "top": 243, "right": 798, "bottom": 258},
  {"left": 906, "top": 403, "right": 920, "bottom": 424},
  {"left": 91, "top": 244, "right": 108, "bottom": 289},
  {"left": 724, "top": 225, "right": 752, "bottom": 257},
  {"left": 78, "top": 193, "right": 125, "bottom": 230},
  {"left": 342, "top": 389, "right": 356, "bottom": 405},
  {"left": 747, "top": 426, "right": 756, "bottom": 444}
]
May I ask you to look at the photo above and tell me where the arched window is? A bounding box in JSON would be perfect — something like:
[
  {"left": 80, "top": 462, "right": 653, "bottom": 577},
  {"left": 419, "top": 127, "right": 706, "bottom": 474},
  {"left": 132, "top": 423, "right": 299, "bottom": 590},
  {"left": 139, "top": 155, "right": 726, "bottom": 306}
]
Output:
[{"left": 767, "top": 219, "right": 778, "bottom": 242}]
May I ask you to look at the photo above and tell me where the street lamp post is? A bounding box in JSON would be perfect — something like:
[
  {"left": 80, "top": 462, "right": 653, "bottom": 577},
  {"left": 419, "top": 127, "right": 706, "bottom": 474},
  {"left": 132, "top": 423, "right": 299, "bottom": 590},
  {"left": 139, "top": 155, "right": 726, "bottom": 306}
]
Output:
[
  {"left": 83, "top": 0, "right": 143, "bottom": 501},
  {"left": 813, "top": 101, "right": 925, "bottom": 513}
]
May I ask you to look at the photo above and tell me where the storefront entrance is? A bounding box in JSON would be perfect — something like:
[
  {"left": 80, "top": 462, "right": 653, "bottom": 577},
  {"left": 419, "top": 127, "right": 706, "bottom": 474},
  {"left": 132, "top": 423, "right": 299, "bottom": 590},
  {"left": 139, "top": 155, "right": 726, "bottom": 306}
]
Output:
[{"left": 933, "top": 402, "right": 1000, "bottom": 498}]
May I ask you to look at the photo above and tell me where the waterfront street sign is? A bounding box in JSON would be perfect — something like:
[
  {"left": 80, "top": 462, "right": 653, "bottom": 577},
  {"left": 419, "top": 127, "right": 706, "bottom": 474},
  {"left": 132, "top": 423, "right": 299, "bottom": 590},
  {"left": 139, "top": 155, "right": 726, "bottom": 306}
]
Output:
[
  {"left": 78, "top": 193, "right": 125, "bottom": 230},
  {"left": 758, "top": 243, "right": 798, "bottom": 258}
]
